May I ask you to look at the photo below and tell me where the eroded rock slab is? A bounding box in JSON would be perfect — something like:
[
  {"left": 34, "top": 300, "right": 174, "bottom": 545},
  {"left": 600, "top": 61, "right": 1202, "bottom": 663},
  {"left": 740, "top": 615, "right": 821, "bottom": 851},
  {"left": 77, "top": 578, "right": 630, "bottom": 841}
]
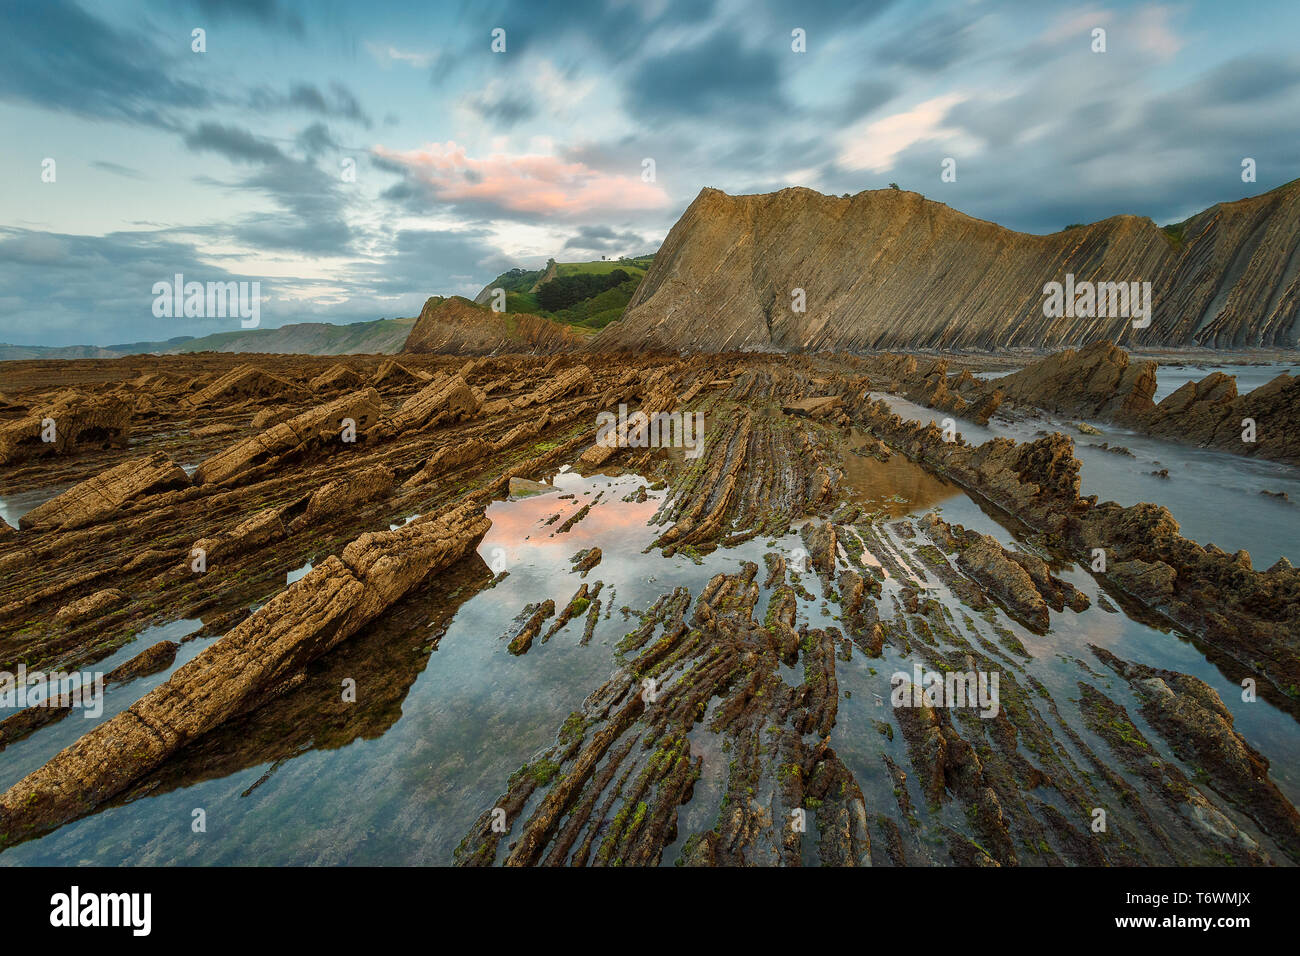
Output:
[
  {"left": 20, "top": 452, "right": 191, "bottom": 531},
  {"left": 194, "top": 388, "right": 381, "bottom": 486},
  {"left": 0, "top": 502, "right": 490, "bottom": 846}
]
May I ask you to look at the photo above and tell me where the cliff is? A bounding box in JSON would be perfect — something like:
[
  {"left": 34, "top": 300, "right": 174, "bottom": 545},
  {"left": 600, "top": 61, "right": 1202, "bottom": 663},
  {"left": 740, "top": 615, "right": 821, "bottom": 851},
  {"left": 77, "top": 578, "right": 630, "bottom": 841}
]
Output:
[
  {"left": 594, "top": 181, "right": 1300, "bottom": 352},
  {"left": 401, "top": 296, "right": 590, "bottom": 355}
]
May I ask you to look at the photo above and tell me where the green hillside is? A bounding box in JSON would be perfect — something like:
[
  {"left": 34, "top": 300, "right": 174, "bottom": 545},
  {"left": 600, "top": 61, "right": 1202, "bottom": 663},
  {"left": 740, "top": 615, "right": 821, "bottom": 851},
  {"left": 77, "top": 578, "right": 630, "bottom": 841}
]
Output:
[
  {"left": 1, "top": 318, "right": 414, "bottom": 361},
  {"left": 173, "top": 316, "right": 416, "bottom": 354},
  {"left": 476, "top": 255, "right": 655, "bottom": 331}
]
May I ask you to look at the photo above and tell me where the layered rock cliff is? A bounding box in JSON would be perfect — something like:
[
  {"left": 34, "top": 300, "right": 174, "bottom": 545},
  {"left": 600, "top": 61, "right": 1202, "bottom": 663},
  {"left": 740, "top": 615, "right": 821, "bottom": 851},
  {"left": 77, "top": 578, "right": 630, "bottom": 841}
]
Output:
[
  {"left": 595, "top": 181, "right": 1300, "bottom": 352},
  {"left": 402, "top": 296, "right": 589, "bottom": 355}
]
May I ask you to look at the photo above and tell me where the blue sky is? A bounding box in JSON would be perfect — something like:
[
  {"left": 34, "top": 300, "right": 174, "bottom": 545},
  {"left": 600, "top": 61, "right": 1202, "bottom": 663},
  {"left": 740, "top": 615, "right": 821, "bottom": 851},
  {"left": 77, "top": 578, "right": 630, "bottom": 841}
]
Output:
[{"left": 1, "top": 0, "right": 1297, "bottom": 347}]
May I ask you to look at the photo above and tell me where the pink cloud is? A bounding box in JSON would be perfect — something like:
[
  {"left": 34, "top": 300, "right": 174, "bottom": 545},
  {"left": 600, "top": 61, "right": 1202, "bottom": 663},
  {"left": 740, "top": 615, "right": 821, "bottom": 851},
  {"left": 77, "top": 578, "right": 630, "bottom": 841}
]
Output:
[{"left": 373, "top": 141, "right": 670, "bottom": 217}]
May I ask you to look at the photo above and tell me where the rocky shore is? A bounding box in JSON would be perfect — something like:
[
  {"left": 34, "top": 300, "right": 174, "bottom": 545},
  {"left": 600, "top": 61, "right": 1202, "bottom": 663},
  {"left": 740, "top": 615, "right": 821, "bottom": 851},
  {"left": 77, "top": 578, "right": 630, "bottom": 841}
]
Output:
[{"left": 1, "top": 347, "right": 1296, "bottom": 863}]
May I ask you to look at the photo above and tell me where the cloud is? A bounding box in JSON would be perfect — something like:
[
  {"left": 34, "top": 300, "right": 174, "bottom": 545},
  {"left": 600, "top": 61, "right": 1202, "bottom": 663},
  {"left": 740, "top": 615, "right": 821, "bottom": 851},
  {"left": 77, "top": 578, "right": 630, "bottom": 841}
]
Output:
[
  {"left": 5, "top": 0, "right": 1300, "bottom": 350},
  {"left": 562, "top": 225, "right": 647, "bottom": 253},
  {"left": 295, "top": 121, "right": 339, "bottom": 157},
  {"left": 829, "top": 44, "right": 1300, "bottom": 233},
  {"left": 873, "top": 10, "right": 980, "bottom": 73},
  {"left": 191, "top": 0, "right": 304, "bottom": 36},
  {"left": 624, "top": 31, "right": 785, "bottom": 119},
  {"left": 372, "top": 141, "right": 671, "bottom": 218},
  {"left": 184, "top": 123, "right": 286, "bottom": 164},
  {"left": 0, "top": 223, "right": 510, "bottom": 347},
  {"left": 462, "top": 85, "right": 537, "bottom": 127},
  {"left": 247, "top": 81, "right": 373, "bottom": 128},
  {"left": 837, "top": 93, "right": 973, "bottom": 174},
  {"left": 1132, "top": 5, "right": 1183, "bottom": 60},
  {"left": 1037, "top": 7, "right": 1112, "bottom": 47},
  {"left": 358, "top": 228, "right": 515, "bottom": 298},
  {"left": 0, "top": 227, "right": 281, "bottom": 346},
  {"left": 91, "top": 161, "right": 146, "bottom": 179},
  {"left": 0, "top": 0, "right": 212, "bottom": 128},
  {"left": 835, "top": 78, "right": 899, "bottom": 123},
  {"left": 472, "top": 0, "right": 719, "bottom": 59},
  {"left": 180, "top": 122, "right": 357, "bottom": 255}
]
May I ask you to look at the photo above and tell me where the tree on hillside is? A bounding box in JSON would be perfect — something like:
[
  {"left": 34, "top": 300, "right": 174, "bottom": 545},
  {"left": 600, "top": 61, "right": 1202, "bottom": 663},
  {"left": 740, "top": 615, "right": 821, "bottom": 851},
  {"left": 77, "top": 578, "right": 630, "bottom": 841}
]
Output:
[{"left": 535, "top": 269, "right": 630, "bottom": 312}]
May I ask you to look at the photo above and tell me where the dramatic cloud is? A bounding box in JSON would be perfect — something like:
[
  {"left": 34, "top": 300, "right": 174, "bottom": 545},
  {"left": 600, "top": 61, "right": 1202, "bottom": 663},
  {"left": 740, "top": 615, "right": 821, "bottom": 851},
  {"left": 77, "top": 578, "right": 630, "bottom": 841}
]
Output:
[
  {"left": 372, "top": 142, "right": 671, "bottom": 218},
  {"left": 184, "top": 123, "right": 286, "bottom": 164},
  {"left": 837, "top": 93, "right": 974, "bottom": 174},
  {"left": 461, "top": 85, "right": 537, "bottom": 127},
  {"left": 563, "top": 225, "right": 649, "bottom": 253},
  {"left": 625, "top": 31, "right": 786, "bottom": 120},
  {"left": 247, "top": 82, "right": 374, "bottom": 128},
  {"left": 2, "top": 0, "right": 1298, "bottom": 346},
  {"left": 0, "top": 0, "right": 211, "bottom": 127}
]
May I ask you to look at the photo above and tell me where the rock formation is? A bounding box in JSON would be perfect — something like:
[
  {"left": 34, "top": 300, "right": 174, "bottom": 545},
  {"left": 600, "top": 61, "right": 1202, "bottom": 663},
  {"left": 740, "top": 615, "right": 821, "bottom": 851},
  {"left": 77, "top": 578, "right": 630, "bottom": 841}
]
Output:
[
  {"left": 0, "top": 502, "right": 490, "bottom": 844},
  {"left": 193, "top": 388, "right": 382, "bottom": 486},
  {"left": 994, "top": 341, "right": 1300, "bottom": 464},
  {"left": 0, "top": 391, "right": 131, "bottom": 464},
  {"left": 403, "top": 296, "right": 589, "bottom": 355},
  {"left": 596, "top": 181, "right": 1300, "bottom": 351},
  {"left": 20, "top": 453, "right": 190, "bottom": 531}
]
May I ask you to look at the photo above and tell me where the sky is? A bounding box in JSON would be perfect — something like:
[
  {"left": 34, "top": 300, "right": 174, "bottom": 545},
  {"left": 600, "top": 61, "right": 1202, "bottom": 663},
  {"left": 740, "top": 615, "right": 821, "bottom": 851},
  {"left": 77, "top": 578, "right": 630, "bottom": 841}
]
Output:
[{"left": 0, "top": 0, "right": 1297, "bottom": 347}]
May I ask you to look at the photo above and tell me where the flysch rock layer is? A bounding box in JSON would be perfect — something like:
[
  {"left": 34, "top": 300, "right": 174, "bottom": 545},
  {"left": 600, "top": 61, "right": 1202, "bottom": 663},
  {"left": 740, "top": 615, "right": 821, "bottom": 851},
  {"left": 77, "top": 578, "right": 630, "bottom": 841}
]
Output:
[
  {"left": 0, "top": 391, "right": 131, "bottom": 465},
  {"left": 403, "top": 295, "right": 590, "bottom": 355},
  {"left": 595, "top": 181, "right": 1300, "bottom": 351},
  {"left": 20, "top": 452, "right": 191, "bottom": 531},
  {"left": 1, "top": 349, "right": 1297, "bottom": 866},
  {"left": 993, "top": 341, "right": 1300, "bottom": 464},
  {"left": 0, "top": 501, "right": 490, "bottom": 847},
  {"left": 193, "top": 388, "right": 382, "bottom": 486}
]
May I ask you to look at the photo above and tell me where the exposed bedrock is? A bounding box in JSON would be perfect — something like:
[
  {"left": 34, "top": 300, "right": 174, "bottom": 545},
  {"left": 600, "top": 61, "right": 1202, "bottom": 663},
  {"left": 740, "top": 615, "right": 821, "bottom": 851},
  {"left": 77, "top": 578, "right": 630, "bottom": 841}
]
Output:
[
  {"left": 184, "top": 363, "right": 305, "bottom": 408},
  {"left": 309, "top": 362, "right": 365, "bottom": 393},
  {"left": 859, "top": 354, "right": 1005, "bottom": 426},
  {"left": 594, "top": 181, "right": 1300, "bottom": 351},
  {"left": 193, "top": 388, "right": 382, "bottom": 486},
  {"left": 403, "top": 295, "right": 589, "bottom": 355},
  {"left": 848, "top": 392, "right": 1300, "bottom": 695},
  {"left": 1092, "top": 647, "right": 1300, "bottom": 862},
  {"left": 992, "top": 341, "right": 1300, "bottom": 464},
  {"left": 456, "top": 564, "right": 871, "bottom": 867},
  {"left": 0, "top": 350, "right": 1296, "bottom": 867},
  {"left": 20, "top": 452, "right": 191, "bottom": 531},
  {"left": 374, "top": 374, "right": 479, "bottom": 437},
  {"left": 918, "top": 512, "right": 1088, "bottom": 632},
  {"left": 0, "top": 391, "right": 132, "bottom": 465},
  {"left": 995, "top": 341, "right": 1158, "bottom": 420},
  {"left": 0, "top": 502, "right": 490, "bottom": 847},
  {"left": 370, "top": 359, "right": 431, "bottom": 390}
]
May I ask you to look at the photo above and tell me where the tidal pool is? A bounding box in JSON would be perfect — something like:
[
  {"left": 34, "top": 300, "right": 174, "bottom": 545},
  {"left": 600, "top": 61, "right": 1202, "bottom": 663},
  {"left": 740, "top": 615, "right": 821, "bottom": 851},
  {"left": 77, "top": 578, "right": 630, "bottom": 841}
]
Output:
[
  {"left": 866, "top": 391, "right": 1299, "bottom": 568},
  {"left": 2, "top": 456, "right": 1296, "bottom": 865}
]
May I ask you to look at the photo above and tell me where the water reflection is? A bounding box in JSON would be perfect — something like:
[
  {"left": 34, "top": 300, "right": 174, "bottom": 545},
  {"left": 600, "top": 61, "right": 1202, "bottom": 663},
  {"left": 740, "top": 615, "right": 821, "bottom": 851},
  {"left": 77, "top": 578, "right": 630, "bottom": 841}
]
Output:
[{"left": 839, "top": 427, "right": 963, "bottom": 516}]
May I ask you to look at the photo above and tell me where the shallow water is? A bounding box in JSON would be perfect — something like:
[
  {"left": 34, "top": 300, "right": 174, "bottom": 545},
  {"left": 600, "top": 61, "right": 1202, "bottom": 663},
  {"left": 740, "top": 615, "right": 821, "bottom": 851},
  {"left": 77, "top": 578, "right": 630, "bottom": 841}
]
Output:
[
  {"left": 0, "top": 618, "right": 204, "bottom": 793},
  {"left": 840, "top": 428, "right": 963, "bottom": 516},
  {"left": 1153, "top": 363, "right": 1300, "bottom": 402},
  {"left": 0, "top": 485, "right": 69, "bottom": 527},
  {"left": 867, "top": 392, "right": 1299, "bottom": 568},
  {"left": 973, "top": 360, "right": 1299, "bottom": 399},
  {"left": 3, "top": 451, "right": 1296, "bottom": 865}
]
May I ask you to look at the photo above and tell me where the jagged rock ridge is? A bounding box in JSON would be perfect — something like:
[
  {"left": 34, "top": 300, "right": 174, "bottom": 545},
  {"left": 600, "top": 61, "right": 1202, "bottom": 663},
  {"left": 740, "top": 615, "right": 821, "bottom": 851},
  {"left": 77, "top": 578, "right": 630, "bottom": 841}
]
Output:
[
  {"left": 403, "top": 296, "right": 589, "bottom": 356},
  {"left": 596, "top": 181, "right": 1300, "bottom": 352}
]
